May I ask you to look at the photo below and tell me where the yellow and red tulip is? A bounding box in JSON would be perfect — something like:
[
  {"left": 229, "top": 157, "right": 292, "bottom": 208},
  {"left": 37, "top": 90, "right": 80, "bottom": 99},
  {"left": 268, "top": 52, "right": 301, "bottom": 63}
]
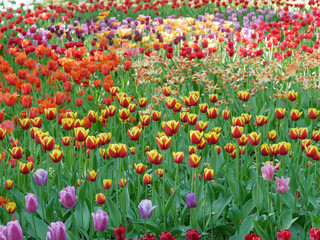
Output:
[
  {"left": 207, "top": 108, "right": 218, "bottom": 119},
  {"left": 88, "top": 170, "right": 97, "bottom": 182},
  {"left": 44, "top": 108, "right": 57, "bottom": 120},
  {"left": 290, "top": 109, "right": 302, "bottom": 121},
  {"left": 86, "top": 136, "right": 99, "bottom": 149},
  {"left": 173, "top": 152, "right": 184, "bottom": 164},
  {"left": 49, "top": 149, "right": 63, "bottom": 163},
  {"left": 308, "top": 108, "right": 319, "bottom": 119},
  {"left": 204, "top": 131, "right": 220, "bottom": 145},
  {"left": 5, "top": 179, "right": 14, "bottom": 190},
  {"left": 287, "top": 90, "right": 297, "bottom": 101},
  {"left": 187, "top": 113, "right": 198, "bottom": 125},
  {"left": 190, "top": 130, "right": 203, "bottom": 144},
  {"left": 209, "top": 94, "right": 218, "bottom": 103},
  {"left": 162, "top": 120, "right": 179, "bottom": 136},
  {"left": 151, "top": 111, "right": 161, "bottom": 121},
  {"left": 203, "top": 168, "right": 214, "bottom": 181},
  {"left": 74, "top": 127, "right": 89, "bottom": 142},
  {"left": 196, "top": 121, "right": 208, "bottom": 132},
  {"left": 260, "top": 144, "right": 270, "bottom": 156},
  {"left": 109, "top": 144, "right": 127, "bottom": 158},
  {"left": 134, "top": 163, "right": 145, "bottom": 174},
  {"left": 188, "top": 154, "right": 201, "bottom": 168},
  {"left": 143, "top": 173, "right": 152, "bottom": 185},
  {"left": 95, "top": 193, "right": 106, "bottom": 205},
  {"left": 268, "top": 130, "right": 277, "bottom": 141},
  {"left": 278, "top": 142, "right": 291, "bottom": 155},
  {"left": 103, "top": 179, "right": 112, "bottom": 190},
  {"left": 156, "top": 135, "right": 172, "bottom": 150},
  {"left": 275, "top": 108, "right": 286, "bottom": 119},
  {"left": 222, "top": 109, "right": 230, "bottom": 120},
  {"left": 248, "top": 132, "right": 261, "bottom": 146},
  {"left": 231, "top": 126, "right": 243, "bottom": 139},
  {"left": 97, "top": 132, "right": 111, "bottom": 146},
  {"left": 9, "top": 147, "right": 23, "bottom": 159},
  {"left": 146, "top": 149, "right": 163, "bottom": 165},
  {"left": 237, "top": 134, "right": 248, "bottom": 146}
]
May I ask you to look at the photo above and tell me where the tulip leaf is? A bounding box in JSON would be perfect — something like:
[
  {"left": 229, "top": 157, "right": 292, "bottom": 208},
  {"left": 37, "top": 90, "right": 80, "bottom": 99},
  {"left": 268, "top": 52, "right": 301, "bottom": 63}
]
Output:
[
  {"left": 165, "top": 185, "right": 180, "bottom": 215},
  {"left": 212, "top": 193, "right": 232, "bottom": 224},
  {"left": 24, "top": 212, "right": 48, "bottom": 240},
  {"left": 312, "top": 215, "right": 320, "bottom": 229},
  {"left": 106, "top": 195, "right": 120, "bottom": 227},
  {"left": 67, "top": 230, "right": 78, "bottom": 240},
  {"left": 253, "top": 218, "right": 272, "bottom": 240},
  {"left": 74, "top": 201, "right": 90, "bottom": 231},
  {"left": 130, "top": 219, "right": 162, "bottom": 235}
]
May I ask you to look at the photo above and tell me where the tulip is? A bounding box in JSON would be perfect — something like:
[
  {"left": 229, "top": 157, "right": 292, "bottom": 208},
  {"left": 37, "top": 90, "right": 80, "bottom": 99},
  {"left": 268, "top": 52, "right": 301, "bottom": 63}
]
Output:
[
  {"left": 186, "top": 193, "right": 197, "bottom": 208},
  {"left": 120, "top": 179, "right": 127, "bottom": 188},
  {"left": 151, "top": 111, "right": 161, "bottom": 121},
  {"left": 188, "top": 154, "right": 201, "bottom": 168},
  {"left": 298, "top": 128, "right": 308, "bottom": 139},
  {"left": 128, "top": 126, "right": 142, "bottom": 141},
  {"left": 7, "top": 220, "right": 23, "bottom": 240},
  {"left": 95, "top": 193, "right": 106, "bottom": 205},
  {"left": 103, "top": 179, "right": 112, "bottom": 190},
  {"left": 290, "top": 109, "right": 302, "bottom": 121},
  {"left": 180, "top": 112, "right": 188, "bottom": 122},
  {"left": 33, "top": 169, "right": 48, "bottom": 186},
  {"left": 19, "top": 118, "right": 31, "bottom": 130},
  {"left": 163, "top": 87, "right": 171, "bottom": 96},
  {"left": 231, "top": 126, "right": 243, "bottom": 138},
  {"left": 138, "top": 199, "right": 157, "bottom": 218},
  {"left": 143, "top": 173, "right": 152, "bottom": 185},
  {"left": 308, "top": 108, "right": 319, "bottom": 119},
  {"left": 203, "top": 168, "right": 213, "bottom": 181},
  {"left": 310, "top": 228, "right": 320, "bottom": 240},
  {"left": 41, "top": 137, "right": 55, "bottom": 151},
  {"left": 134, "top": 163, "right": 145, "bottom": 174},
  {"left": 238, "top": 134, "right": 248, "bottom": 146},
  {"left": 245, "top": 233, "right": 261, "bottom": 240},
  {"left": 156, "top": 168, "right": 164, "bottom": 177},
  {"left": 172, "top": 152, "right": 184, "bottom": 164},
  {"left": 156, "top": 135, "right": 171, "bottom": 150},
  {"left": 159, "top": 231, "right": 177, "bottom": 240},
  {"left": 248, "top": 132, "right": 261, "bottom": 146},
  {"left": 275, "top": 108, "right": 286, "bottom": 119},
  {"left": 186, "top": 229, "right": 202, "bottom": 240},
  {"left": 196, "top": 121, "right": 208, "bottom": 132},
  {"left": 204, "top": 131, "right": 220, "bottom": 145},
  {"left": 268, "top": 130, "right": 277, "bottom": 141},
  {"left": 6, "top": 202, "right": 16, "bottom": 214},
  {"left": 237, "top": 90, "right": 250, "bottom": 101},
  {"left": 92, "top": 210, "right": 109, "bottom": 232},
  {"left": 114, "top": 226, "right": 126, "bottom": 240},
  {"left": 74, "top": 127, "right": 89, "bottom": 142},
  {"left": 207, "top": 108, "right": 218, "bottom": 119},
  {"left": 224, "top": 143, "right": 235, "bottom": 153},
  {"left": 109, "top": 144, "right": 127, "bottom": 158},
  {"left": 209, "top": 94, "right": 218, "bottom": 103},
  {"left": 199, "top": 103, "right": 208, "bottom": 113},
  {"left": 44, "top": 108, "right": 57, "bottom": 120},
  {"left": 146, "top": 150, "right": 163, "bottom": 165},
  {"left": 261, "top": 163, "right": 275, "bottom": 181},
  {"left": 222, "top": 109, "right": 230, "bottom": 120},
  {"left": 5, "top": 179, "right": 13, "bottom": 190},
  {"left": 25, "top": 193, "right": 38, "bottom": 213},
  {"left": 242, "top": 113, "right": 252, "bottom": 124},
  {"left": 312, "top": 130, "right": 320, "bottom": 142},
  {"left": 165, "top": 97, "right": 177, "bottom": 109},
  {"left": 140, "top": 115, "right": 151, "bottom": 127},
  {"left": 186, "top": 113, "right": 198, "bottom": 125},
  {"left": 49, "top": 150, "right": 63, "bottom": 163},
  {"left": 59, "top": 186, "right": 77, "bottom": 209},
  {"left": 277, "top": 229, "right": 292, "bottom": 240},
  {"left": 287, "top": 90, "right": 297, "bottom": 101},
  {"left": 189, "top": 130, "right": 203, "bottom": 144},
  {"left": 278, "top": 142, "right": 291, "bottom": 155},
  {"left": 260, "top": 144, "right": 270, "bottom": 156},
  {"left": 0, "top": 225, "right": 7, "bottom": 240},
  {"left": 46, "top": 221, "right": 66, "bottom": 240},
  {"left": 232, "top": 116, "right": 245, "bottom": 127},
  {"left": 276, "top": 176, "right": 290, "bottom": 194},
  {"left": 88, "top": 170, "right": 97, "bottom": 182},
  {"left": 9, "top": 147, "right": 22, "bottom": 159}
]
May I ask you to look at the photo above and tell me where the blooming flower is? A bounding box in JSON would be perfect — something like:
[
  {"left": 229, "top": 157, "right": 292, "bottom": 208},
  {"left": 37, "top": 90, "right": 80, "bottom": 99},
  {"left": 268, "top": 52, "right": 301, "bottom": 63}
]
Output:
[
  {"left": 276, "top": 177, "right": 290, "bottom": 194},
  {"left": 138, "top": 199, "right": 157, "bottom": 219}
]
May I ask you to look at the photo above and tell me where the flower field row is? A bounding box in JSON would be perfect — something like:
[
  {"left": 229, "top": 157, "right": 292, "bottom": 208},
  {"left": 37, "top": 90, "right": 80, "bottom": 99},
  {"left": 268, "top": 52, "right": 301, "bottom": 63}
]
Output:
[{"left": 1, "top": 0, "right": 320, "bottom": 239}]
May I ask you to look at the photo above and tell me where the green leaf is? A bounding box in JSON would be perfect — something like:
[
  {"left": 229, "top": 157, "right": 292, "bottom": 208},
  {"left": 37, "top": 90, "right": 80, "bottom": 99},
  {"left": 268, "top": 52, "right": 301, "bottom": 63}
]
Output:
[
  {"left": 130, "top": 219, "right": 162, "bottom": 235},
  {"left": 312, "top": 215, "right": 320, "bottom": 229},
  {"left": 253, "top": 218, "right": 272, "bottom": 240},
  {"left": 165, "top": 185, "right": 180, "bottom": 215},
  {"left": 212, "top": 194, "right": 232, "bottom": 224},
  {"left": 106, "top": 195, "right": 119, "bottom": 227},
  {"left": 24, "top": 212, "right": 48, "bottom": 239},
  {"left": 74, "top": 201, "right": 90, "bottom": 231}
]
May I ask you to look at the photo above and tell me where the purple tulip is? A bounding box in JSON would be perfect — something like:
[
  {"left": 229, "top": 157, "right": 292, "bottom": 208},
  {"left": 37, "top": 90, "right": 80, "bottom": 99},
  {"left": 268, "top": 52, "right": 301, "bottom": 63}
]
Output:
[
  {"left": 92, "top": 210, "right": 109, "bottom": 232},
  {"left": 186, "top": 193, "right": 197, "bottom": 209},
  {"left": 261, "top": 162, "right": 276, "bottom": 181},
  {"left": 0, "top": 225, "right": 7, "bottom": 240},
  {"left": 7, "top": 220, "right": 23, "bottom": 240},
  {"left": 59, "top": 186, "right": 77, "bottom": 209},
  {"left": 25, "top": 193, "right": 38, "bottom": 213},
  {"left": 276, "top": 176, "right": 290, "bottom": 194},
  {"left": 138, "top": 200, "right": 157, "bottom": 219},
  {"left": 33, "top": 169, "right": 48, "bottom": 186},
  {"left": 46, "top": 221, "right": 66, "bottom": 240}
]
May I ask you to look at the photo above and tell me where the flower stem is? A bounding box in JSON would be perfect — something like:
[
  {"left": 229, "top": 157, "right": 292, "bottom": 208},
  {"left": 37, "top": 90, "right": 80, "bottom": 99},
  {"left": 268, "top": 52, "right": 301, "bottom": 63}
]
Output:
[{"left": 32, "top": 213, "right": 38, "bottom": 239}]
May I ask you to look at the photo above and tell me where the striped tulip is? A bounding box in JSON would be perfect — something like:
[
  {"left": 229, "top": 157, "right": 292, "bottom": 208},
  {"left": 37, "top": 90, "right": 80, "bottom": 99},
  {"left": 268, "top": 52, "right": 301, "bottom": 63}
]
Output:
[
  {"left": 204, "top": 132, "right": 220, "bottom": 145},
  {"left": 290, "top": 109, "right": 302, "bottom": 121},
  {"left": 190, "top": 130, "right": 203, "bottom": 144},
  {"left": 88, "top": 170, "right": 97, "bottom": 182},
  {"left": 231, "top": 126, "right": 243, "bottom": 139},
  {"left": 156, "top": 135, "right": 172, "bottom": 150},
  {"left": 86, "top": 136, "right": 99, "bottom": 149},
  {"left": 188, "top": 154, "right": 201, "bottom": 168},
  {"left": 134, "top": 163, "right": 145, "bottom": 174},
  {"left": 103, "top": 179, "right": 112, "bottom": 190},
  {"left": 49, "top": 149, "right": 63, "bottom": 163},
  {"left": 248, "top": 132, "right": 261, "bottom": 146},
  {"left": 109, "top": 144, "right": 127, "bottom": 158},
  {"left": 275, "top": 108, "right": 286, "bottom": 119},
  {"left": 203, "top": 168, "right": 214, "bottom": 181},
  {"left": 173, "top": 152, "right": 184, "bottom": 164}
]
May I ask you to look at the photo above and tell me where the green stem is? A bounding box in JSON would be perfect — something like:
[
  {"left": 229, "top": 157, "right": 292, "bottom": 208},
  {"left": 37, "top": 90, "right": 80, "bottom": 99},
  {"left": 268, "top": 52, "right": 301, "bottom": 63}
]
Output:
[
  {"left": 203, "top": 182, "right": 208, "bottom": 231},
  {"left": 32, "top": 213, "right": 38, "bottom": 239},
  {"left": 162, "top": 156, "right": 166, "bottom": 230},
  {"left": 115, "top": 158, "right": 119, "bottom": 225},
  {"left": 280, "top": 194, "right": 283, "bottom": 228},
  {"left": 256, "top": 151, "right": 260, "bottom": 215}
]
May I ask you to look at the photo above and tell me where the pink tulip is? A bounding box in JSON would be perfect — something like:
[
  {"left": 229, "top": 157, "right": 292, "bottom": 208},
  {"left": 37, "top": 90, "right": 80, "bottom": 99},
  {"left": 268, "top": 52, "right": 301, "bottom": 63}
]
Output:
[
  {"left": 261, "top": 162, "right": 276, "bottom": 181},
  {"left": 276, "top": 176, "right": 290, "bottom": 194}
]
